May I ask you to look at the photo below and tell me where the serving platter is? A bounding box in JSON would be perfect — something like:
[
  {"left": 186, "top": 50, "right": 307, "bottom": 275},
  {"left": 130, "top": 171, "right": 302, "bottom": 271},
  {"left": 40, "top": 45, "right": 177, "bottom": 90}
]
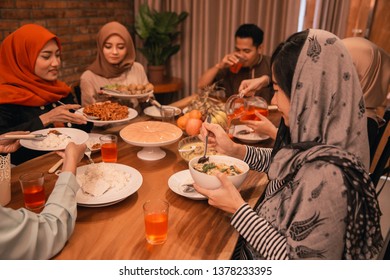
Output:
[{"left": 76, "top": 108, "right": 138, "bottom": 124}]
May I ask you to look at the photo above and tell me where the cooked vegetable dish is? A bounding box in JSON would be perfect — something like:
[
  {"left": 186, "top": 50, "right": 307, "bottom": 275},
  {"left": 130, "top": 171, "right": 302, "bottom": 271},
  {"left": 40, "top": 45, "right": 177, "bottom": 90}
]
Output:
[{"left": 193, "top": 161, "right": 243, "bottom": 176}]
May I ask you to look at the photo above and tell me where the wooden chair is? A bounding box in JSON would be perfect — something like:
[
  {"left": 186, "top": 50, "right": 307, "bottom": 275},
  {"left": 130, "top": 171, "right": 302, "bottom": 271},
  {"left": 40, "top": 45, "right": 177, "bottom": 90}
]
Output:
[
  {"left": 369, "top": 109, "right": 390, "bottom": 187},
  {"left": 71, "top": 81, "right": 82, "bottom": 105},
  {"left": 369, "top": 111, "right": 390, "bottom": 260}
]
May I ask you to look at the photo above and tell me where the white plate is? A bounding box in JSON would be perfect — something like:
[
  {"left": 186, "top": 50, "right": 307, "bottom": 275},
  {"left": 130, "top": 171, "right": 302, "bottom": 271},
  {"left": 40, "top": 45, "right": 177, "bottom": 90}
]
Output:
[
  {"left": 233, "top": 125, "right": 270, "bottom": 144},
  {"left": 86, "top": 133, "right": 102, "bottom": 152},
  {"left": 168, "top": 169, "right": 207, "bottom": 200},
  {"left": 76, "top": 163, "right": 143, "bottom": 206},
  {"left": 102, "top": 88, "right": 153, "bottom": 99},
  {"left": 143, "top": 106, "right": 181, "bottom": 119},
  {"left": 20, "top": 128, "right": 89, "bottom": 151},
  {"left": 76, "top": 108, "right": 138, "bottom": 124}
]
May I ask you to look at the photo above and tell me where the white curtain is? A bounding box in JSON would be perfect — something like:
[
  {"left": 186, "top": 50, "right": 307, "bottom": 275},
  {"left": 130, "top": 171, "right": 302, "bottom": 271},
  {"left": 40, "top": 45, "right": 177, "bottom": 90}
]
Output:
[{"left": 134, "top": 0, "right": 301, "bottom": 99}]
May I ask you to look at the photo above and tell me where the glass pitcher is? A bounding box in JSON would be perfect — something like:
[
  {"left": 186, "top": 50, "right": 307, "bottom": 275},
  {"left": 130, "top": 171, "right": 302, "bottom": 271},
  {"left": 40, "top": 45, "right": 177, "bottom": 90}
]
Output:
[{"left": 225, "top": 94, "right": 268, "bottom": 136}]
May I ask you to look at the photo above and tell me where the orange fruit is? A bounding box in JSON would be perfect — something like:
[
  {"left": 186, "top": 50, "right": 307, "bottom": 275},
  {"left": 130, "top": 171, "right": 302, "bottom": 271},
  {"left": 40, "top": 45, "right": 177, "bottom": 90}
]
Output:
[
  {"left": 189, "top": 109, "right": 202, "bottom": 120},
  {"left": 177, "top": 115, "right": 189, "bottom": 130},
  {"left": 185, "top": 118, "right": 203, "bottom": 136}
]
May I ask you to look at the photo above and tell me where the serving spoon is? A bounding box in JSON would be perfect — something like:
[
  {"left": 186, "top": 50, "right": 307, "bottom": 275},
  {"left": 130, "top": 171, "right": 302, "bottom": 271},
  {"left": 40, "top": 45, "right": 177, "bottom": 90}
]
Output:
[{"left": 57, "top": 101, "right": 100, "bottom": 120}]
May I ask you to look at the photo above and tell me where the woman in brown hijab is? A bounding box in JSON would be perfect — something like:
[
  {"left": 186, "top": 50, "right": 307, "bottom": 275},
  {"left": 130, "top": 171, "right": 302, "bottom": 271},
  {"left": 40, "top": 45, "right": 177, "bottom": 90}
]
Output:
[
  {"left": 80, "top": 21, "right": 151, "bottom": 108},
  {"left": 342, "top": 37, "right": 390, "bottom": 162}
]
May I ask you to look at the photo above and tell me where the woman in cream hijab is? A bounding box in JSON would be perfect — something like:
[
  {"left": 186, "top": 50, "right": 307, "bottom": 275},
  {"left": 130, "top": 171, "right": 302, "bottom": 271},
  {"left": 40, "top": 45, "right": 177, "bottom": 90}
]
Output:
[
  {"left": 80, "top": 21, "right": 150, "bottom": 109},
  {"left": 342, "top": 37, "right": 390, "bottom": 162}
]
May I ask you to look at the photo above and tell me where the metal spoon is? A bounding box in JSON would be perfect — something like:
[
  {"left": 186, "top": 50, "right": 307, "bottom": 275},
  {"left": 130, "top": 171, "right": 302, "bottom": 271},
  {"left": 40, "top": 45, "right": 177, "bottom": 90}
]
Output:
[
  {"left": 84, "top": 147, "right": 94, "bottom": 164},
  {"left": 58, "top": 101, "right": 100, "bottom": 120},
  {"left": 237, "top": 129, "right": 254, "bottom": 135},
  {"left": 198, "top": 114, "right": 212, "bottom": 164},
  {"left": 182, "top": 184, "right": 195, "bottom": 193}
]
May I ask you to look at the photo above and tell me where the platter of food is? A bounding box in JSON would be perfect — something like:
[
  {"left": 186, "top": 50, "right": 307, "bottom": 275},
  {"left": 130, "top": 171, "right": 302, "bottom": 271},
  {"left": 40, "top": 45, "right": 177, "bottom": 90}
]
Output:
[
  {"left": 101, "top": 83, "right": 154, "bottom": 99},
  {"left": 76, "top": 163, "right": 143, "bottom": 206},
  {"left": 76, "top": 102, "right": 138, "bottom": 124},
  {"left": 20, "top": 128, "right": 89, "bottom": 151}
]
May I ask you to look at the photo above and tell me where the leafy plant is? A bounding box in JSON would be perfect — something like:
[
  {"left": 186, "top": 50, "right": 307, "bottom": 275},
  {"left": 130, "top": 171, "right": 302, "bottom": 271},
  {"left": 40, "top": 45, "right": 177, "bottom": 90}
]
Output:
[{"left": 135, "top": 4, "right": 188, "bottom": 66}]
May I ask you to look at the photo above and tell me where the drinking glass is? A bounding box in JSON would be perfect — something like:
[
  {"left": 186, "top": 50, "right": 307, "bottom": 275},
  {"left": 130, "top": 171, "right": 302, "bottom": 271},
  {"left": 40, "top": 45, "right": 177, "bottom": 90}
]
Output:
[
  {"left": 19, "top": 172, "right": 45, "bottom": 212},
  {"left": 100, "top": 134, "right": 118, "bottom": 163},
  {"left": 161, "top": 106, "right": 176, "bottom": 124},
  {"left": 230, "top": 57, "right": 243, "bottom": 73},
  {"left": 143, "top": 199, "right": 169, "bottom": 245}
]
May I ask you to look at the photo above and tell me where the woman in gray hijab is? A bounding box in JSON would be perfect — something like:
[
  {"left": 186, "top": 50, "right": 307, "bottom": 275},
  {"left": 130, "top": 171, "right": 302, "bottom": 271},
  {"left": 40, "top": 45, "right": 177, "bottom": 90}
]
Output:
[{"left": 195, "top": 29, "right": 382, "bottom": 259}]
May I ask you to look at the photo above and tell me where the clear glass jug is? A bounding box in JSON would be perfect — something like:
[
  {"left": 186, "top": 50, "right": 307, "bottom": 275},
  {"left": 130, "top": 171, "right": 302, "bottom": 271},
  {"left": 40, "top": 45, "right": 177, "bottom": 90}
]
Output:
[{"left": 225, "top": 94, "right": 268, "bottom": 136}]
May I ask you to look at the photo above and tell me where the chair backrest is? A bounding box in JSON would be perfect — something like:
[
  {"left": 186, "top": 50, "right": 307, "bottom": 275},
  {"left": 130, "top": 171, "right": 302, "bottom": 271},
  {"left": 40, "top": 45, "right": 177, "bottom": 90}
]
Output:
[
  {"left": 369, "top": 109, "right": 390, "bottom": 183},
  {"left": 370, "top": 136, "right": 390, "bottom": 187},
  {"left": 71, "top": 81, "right": 82, "bottom": 105}
]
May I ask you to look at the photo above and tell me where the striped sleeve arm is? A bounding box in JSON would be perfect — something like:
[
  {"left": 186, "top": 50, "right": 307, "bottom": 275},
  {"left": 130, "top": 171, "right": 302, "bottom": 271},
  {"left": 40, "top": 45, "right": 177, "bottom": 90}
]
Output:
[
  {"left": 231, "top": 203, "right": 288, "bottom": 260},
  {"left": 243, "top": 146, "right": 272, "bottom": 172}
]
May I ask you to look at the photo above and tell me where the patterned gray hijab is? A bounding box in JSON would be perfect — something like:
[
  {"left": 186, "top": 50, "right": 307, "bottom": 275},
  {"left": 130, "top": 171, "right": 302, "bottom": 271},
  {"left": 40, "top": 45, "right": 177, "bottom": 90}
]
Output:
[
  {"left": 268, "top": 29, "right": 382, "bottom": 259},
  {"left": 287, "top": 29, "right": 369, "bottom": 170}
]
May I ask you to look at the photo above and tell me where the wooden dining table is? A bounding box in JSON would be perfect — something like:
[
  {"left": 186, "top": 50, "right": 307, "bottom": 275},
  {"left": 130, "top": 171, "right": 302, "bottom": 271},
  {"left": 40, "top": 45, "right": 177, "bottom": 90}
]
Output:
[{"left": 7, "top": 95, "right": 280, "bottom": 260}]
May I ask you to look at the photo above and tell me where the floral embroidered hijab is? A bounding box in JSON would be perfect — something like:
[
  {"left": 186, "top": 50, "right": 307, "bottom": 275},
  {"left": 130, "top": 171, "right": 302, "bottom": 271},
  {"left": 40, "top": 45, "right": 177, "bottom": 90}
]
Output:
[{"left": 268, "top": 29, "right": 382, "bottom": 259}]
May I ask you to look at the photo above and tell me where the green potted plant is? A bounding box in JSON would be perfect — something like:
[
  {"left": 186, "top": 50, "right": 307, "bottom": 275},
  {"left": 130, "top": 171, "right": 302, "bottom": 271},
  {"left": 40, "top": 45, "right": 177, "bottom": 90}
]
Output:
[{"left": 135, "top": 3, "right": 188, "bottom": 84}]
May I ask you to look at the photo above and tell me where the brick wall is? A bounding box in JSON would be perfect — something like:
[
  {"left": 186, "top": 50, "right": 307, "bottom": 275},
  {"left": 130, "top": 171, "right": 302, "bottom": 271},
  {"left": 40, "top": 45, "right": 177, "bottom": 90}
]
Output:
[{"left": 0, "top": 0, "right": 134, "bottom": 86}]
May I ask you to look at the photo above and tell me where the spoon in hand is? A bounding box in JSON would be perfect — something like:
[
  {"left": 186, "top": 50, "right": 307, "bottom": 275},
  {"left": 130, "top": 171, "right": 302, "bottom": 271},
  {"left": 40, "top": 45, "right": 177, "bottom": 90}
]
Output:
[{"left": 197, "top": 114, "right": 212, "bottom": 164}]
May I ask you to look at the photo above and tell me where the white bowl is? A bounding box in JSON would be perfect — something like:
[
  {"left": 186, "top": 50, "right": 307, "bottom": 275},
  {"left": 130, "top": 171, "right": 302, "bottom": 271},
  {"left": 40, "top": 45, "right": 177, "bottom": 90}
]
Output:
[{"left": 189, "top": 155, "right": 249, "bottom": 189}]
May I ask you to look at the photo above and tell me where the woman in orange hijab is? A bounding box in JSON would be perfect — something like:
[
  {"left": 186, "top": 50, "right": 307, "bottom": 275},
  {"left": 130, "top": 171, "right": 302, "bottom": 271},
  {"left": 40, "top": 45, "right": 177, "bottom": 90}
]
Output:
[{"left": 0, "top": 24, "right": 91, "bottom": 164}]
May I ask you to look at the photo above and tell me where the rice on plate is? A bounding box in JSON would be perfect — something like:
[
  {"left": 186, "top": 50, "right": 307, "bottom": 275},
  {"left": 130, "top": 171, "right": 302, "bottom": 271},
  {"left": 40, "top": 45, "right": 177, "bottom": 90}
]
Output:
[
  {"left": 77, "top": 162, "right": 131, "bottom": 197},
  {"left": 35, "top": 130, "right": 72, "bottom": 149}
]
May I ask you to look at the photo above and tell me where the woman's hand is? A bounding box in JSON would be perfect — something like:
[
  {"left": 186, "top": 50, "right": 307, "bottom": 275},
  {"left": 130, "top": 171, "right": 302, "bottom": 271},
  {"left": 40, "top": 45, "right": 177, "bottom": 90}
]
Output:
[
  {"left": 239, "top": 75, "right": 270, "bottom": 96},
  {"left": 56, "top": 142, "right": 87, "bottom": 174},
  {"left": 0, "top": 131, "right": 27, "bottom": 153},
  {"left": 193, "top": 173, "right": 246, "bottom": 214},
  {"left": 39, "top": 104, "right": 87, "bottom": 127},
  {"left": 241, "top": 111, "right": 278, "bottom": 140},
  {"left": 199, "top": 122, "right": 246, "bottom": 159}
]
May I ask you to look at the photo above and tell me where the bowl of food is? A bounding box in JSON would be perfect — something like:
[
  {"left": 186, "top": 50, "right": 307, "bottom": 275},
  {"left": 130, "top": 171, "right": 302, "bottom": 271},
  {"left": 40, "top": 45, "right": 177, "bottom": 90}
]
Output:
[
  {"left": 189, "top": 155, "right": 249, "bottom": 189},
  {"left": 178, "top": 135, "right": 218, "bottom": 162}
]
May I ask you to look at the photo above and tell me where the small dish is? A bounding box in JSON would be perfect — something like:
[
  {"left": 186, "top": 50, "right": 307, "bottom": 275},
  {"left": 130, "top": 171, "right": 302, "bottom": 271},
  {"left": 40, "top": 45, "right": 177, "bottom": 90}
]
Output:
[
  {"left": 233, "top": 125, "right": 270, "bottom": 144},
  {"left": 86, "top": 133, "right": 103, "bottom": 152},
  {"left": 178, "top": 135, "right": 219, "bottom": 162},
  {"left": 144, "top": 106, "right": 181, "bottom": 119},
  {"left": 168, "top": 169, "right": 207, "bottom": 200}
]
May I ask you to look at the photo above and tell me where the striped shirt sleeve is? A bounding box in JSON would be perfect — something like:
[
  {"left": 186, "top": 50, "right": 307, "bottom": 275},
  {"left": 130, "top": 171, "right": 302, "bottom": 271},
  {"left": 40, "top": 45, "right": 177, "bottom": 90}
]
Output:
[
  {"left": 231, "top": 203, "right": 288, "bottom": 260},
  {"left": 243, "top": 145, "right": 273, "bottom": 172}
]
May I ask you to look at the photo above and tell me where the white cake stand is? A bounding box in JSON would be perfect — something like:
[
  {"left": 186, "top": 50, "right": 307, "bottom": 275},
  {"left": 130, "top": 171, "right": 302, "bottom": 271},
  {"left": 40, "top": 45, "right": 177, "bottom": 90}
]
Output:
[{"left": 120, "top": 121, "right": 183, "bottom": 161}]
